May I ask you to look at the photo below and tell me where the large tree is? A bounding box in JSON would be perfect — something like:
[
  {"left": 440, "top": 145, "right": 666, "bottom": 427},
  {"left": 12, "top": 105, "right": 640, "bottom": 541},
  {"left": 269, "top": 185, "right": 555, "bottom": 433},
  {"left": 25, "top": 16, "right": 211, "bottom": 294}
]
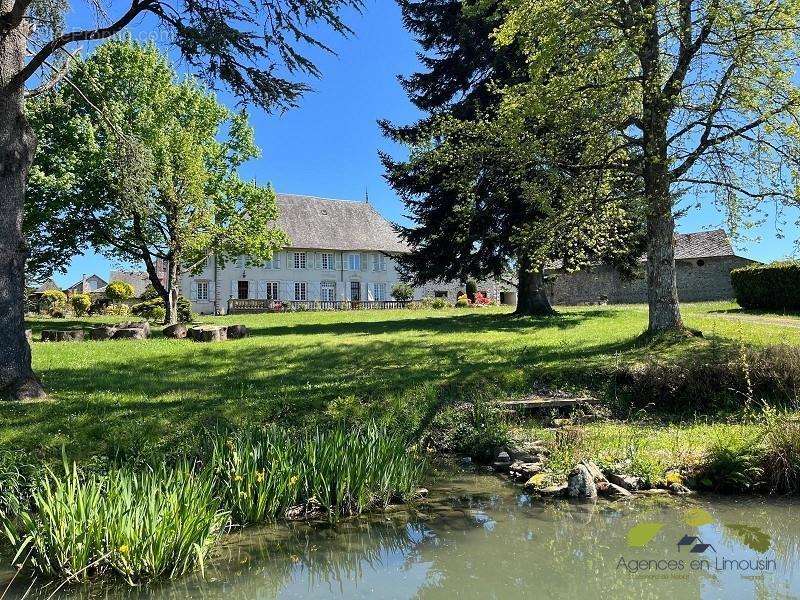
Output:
[
  {"left": 29, "top": 40, "right": 288, "bottom": 324},
  {"left": 0, "top": 0, "right": 360, "bottom": 400},
  {"left": 382, "top": 0, "right": 644, "bottom": 315},
  {"left": 498, "top": 0, "right": 800, "bottom": 332}
]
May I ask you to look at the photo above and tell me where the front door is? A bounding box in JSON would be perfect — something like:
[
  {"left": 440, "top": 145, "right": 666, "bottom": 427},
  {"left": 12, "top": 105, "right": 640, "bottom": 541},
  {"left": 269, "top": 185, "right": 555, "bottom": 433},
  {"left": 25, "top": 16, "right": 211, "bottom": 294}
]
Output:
[
  {"left": 350, "top": 281, "right": 361, "bottom": 302},
  {"left": 237, "top": 280, "right": 249, "bottom": 300}
]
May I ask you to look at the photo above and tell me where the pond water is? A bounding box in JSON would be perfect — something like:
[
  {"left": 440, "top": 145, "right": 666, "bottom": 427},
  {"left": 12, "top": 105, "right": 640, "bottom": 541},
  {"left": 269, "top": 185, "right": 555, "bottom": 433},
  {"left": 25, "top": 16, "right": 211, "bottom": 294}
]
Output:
[{"left": 5, "top": 472, "right": 800, "bottom": 599}]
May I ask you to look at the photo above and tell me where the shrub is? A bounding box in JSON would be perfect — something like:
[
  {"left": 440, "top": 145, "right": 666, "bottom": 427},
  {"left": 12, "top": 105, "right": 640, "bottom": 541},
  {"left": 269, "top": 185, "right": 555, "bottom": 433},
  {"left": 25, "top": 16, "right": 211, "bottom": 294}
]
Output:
[
  {"left": 455, "top": 295, "right": 470, "bottom": 308},
  {"left": 106, "top": 281, "right": 136, "bottom": 302},
  {"left": 760, "top": 407, "right": 800, "bottom": 494},
  {"left": 473, "top": 292, "right": 492, "bottom": 306},
  {"left": 425, "top": 397, "right": 510, "bottom": 462},
  {"left": 70, "top": 293, "right": 92, "bottom": 316},
  {"left": 391, "top": 282, "right": 414, "bottom": 302},
  {"left": 103, "top": 303, "right": 131, "bottom": 316},
  {"left": 132, "top": 298, "right": 166, "bottom": 322},
  {"left": 731, "top": 261, "right": 800, "bottom": 311},
  {"left": 39, "top": 289, "right": 66, "bottom": 315},
  {"left": 140, "top": 284, "right": 160, "bottom": 301},
  {"left": 5, "top": 463, "right": 226, "bottom": 584},
  {"left": 431, "top": 297, "right": 449, "bottom": 309}
]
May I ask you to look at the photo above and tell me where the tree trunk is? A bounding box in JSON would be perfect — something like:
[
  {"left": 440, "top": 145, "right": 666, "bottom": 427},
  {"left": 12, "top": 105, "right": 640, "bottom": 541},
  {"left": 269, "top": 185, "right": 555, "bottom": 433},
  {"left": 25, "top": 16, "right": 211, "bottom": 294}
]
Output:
[
  {"left": 0, "top": 19, "right": 45, "bottom": 400},
  {"left": 163, "top": 259, "right": 178, "bottom": 325},
  {"left": 515, "top": 256, "right": 553, "bottom": 316}
]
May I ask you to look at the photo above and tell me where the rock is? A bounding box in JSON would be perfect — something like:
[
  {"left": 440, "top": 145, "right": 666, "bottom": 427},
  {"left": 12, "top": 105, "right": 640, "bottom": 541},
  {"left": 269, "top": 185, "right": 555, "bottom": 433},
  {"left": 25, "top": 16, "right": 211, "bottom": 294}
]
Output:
[
  {"left": 163, "top": 324, "right": 189, "bottom": 339},
  {"left": 225, "top": 324, "right": 249, "bottom": 339},
  {"left": 567, "top": 464, "right": 597, "bottom": 500},
  {"left": 459, "top": 456, "right": 472, "bottom": 465},
  {"left": 508, "top": 461, "right": 543, "bottom": 482},
  {"left": 597, "top": 481, "right": 633, "bottom": 499},
  {"left": 112, "top": 328, "right": 146, "bottom": 340},
  {"left": 189, "top": 326, "right": 228, "bottom": 342},
  {"left": 90, "top": 326, "right": 117, "bottom": 341},
  {"left": 553, "top": 418, "right": 572, "bottom": 427},
  {"left": 536, "top": 484, "right": 568, "bottom": 497},
  {"left": 668, "top": 483, "right": 693, "bottom": 495},
  {"left": 492, "top": 461, "right": 512, "bottom": 473},
  {"left": 608, "top": 473, "right": 645, "bottom": 492},
  {"left": 580, "top": 460, "right": 607, "bottom": 483},
  {"left": 509, "top": 451, "right": 544, "bottom": 463},
  {"left": 120, "top": 321, "right": 151, "bottom": 337},
  {"left": 41, "top": 329, "right": 84, "bottom": 342},
  {"left": 414, "top": 488, "right": 429, "bottom": 499},
  {"left": 496, "top": 451, "right": 511, "bottom": 463},
  {"left": 25, "top": 329, "right": 33, "bottom": 344},
  {"left": 635, "top": 488, "right": 670, "bottom": 496}
]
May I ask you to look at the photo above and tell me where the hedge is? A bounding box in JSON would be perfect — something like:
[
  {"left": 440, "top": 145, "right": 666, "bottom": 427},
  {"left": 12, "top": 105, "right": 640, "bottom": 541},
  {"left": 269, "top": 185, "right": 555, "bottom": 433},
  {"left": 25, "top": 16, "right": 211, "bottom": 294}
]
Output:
[{"left": 730, "top": 261, "right": 800, "bottom": 311}]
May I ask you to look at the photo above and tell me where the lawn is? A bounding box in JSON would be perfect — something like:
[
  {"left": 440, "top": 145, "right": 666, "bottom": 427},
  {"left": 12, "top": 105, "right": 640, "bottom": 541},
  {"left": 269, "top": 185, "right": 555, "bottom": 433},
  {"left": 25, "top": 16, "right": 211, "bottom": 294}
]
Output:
[{"left": 5, "top": 302, "right": 800, "bottom": 459}]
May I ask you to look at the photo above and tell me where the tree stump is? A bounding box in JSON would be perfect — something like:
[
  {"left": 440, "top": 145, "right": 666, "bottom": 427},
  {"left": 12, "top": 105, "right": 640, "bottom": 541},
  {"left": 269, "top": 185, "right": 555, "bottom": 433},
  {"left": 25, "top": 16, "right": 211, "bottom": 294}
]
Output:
[
  {"left": 119, "top": 321, "right": 151, "bottom": 338},
  {"left": 90, "top": 326, "right": 117, "bottom": 341},
  {"left": 42, "top": 329, "right": 85, "bottom": 342},
  {"left": 112, "top": 328, "right": 147, "bottom": 340},
  {"left": 189, "top": 326, "right": 228, "bottom": 342},
  {"left": 163, "top": 324, "right": 189, "bottom": 339},
  {"left": 225, "top": 324, "right": 249, "bottom": 339},
  {"left": 25, "top": 329, "right": 32, "bottom": 344}
]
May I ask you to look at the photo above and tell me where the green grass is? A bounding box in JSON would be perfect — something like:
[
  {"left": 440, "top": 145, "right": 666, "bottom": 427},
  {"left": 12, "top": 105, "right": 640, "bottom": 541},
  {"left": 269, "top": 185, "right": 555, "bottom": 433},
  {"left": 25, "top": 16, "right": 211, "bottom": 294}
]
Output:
[{"left": 6, "top": 302, "right": 800, "bottom": 459}]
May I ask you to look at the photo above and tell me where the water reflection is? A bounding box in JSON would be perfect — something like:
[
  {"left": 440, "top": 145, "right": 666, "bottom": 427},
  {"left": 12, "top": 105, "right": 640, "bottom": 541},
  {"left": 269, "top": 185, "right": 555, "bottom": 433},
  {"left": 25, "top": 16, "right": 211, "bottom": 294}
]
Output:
[{"left": 5, "top": 473, "right": 800, "bottom": 599}]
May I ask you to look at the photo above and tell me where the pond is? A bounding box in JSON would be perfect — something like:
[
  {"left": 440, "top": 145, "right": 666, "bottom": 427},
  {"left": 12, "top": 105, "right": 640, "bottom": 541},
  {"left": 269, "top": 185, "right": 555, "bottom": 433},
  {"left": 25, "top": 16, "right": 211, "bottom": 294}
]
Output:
[{"left": 4, "top": 472, "right": 800, "bottom": 599}]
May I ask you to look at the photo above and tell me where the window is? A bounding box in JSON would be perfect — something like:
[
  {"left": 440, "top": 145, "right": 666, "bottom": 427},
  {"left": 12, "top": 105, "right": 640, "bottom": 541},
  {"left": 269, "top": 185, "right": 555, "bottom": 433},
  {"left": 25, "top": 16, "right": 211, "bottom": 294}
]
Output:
[
  {"left": 350, "top": 281, "right": 361, "bottom": 301},
  {"left": 434, "top": 290, "right": 449, "bottom": 298},
  {"left": 263, "top": 254, "right": 280, "bottom": 270},
  {"left": 348, "top": 253, "right": 361, "bottom": 271},
  {"left": 196, "top": 281, "right": 209, "bottom": 301},
  {"left": 372, "top": 254, "right": 387, "bottom": 272},
  {"left": 294, "top": 252, "right": 307, "bottom": 269},
  {"left": 696, "top": 259, "right": 706, "bottom": 267},
  {"left": 294, "top": 282, "right": 308, "bottom": 301},
  {"left": 237, "top": 280, "right": 249, "bottom": 300},
  {"left": 236, "top": 255, "right": 247, "bottom": 268},
  {"left": 372, "top": 282, "right": 387, "bottom": 301},
  {"left": 321, "top": 281, "right": 336, "bottom": 302},
  {"left": 258, "top": 281, "right": 279, "bottom": 300},
  {"left": 321, "top": 253, "right": 335, "bottom": 270}
]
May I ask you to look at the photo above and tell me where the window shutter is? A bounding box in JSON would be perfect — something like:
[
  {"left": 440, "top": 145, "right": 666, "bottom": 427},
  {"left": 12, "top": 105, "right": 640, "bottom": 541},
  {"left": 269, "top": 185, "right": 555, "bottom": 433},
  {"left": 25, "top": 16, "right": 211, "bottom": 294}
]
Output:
[
  {"left": 230, "top": 281, "right": 237, "bottom": 298},
  {"left": 258, "top": 280, "right": 267, "bottom": 300},
  {"left": 372, "top": 254, "right": 378, "bottom": 272},
  {"left": 366, "top": 282, "right": 373, "bottom": 301},
  {"left": 208, "top": 281, "right": 215, "bottom": 303},
  {"left": 335, "top": 253, "right": 343, "bottom": 271},
  {"left": 274, "top": 252, "right": 281, "bottom": 270},
  {"left": 361, "top": 253, "right": 368, "bottom": 271},
  {"left": 190, "top": 281, "right": 198, "bottom": 301}
]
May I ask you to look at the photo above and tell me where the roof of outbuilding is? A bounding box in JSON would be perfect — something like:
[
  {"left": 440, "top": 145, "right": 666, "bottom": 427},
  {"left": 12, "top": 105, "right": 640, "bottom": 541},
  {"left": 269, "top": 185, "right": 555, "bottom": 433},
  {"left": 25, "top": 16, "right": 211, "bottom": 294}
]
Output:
[
  {"left": 673, "top": 229, "right": 734, "bottom": 259},
  {"left": 274, "top": 193, "right": 409, "bottom": 253}
]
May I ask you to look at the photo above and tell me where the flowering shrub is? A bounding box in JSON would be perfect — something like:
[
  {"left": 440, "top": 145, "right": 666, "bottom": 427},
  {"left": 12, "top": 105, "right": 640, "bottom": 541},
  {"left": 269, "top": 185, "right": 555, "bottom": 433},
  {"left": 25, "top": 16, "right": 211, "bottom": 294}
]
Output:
[
  {"left": 473, "top": 292, "right": 492, "bottom": 306},
  {"left": 455, "top": 295, "right": 470, "bottom": 308},
  {"left": 70, "top": 293, "right": 92, "bottom": 316}
]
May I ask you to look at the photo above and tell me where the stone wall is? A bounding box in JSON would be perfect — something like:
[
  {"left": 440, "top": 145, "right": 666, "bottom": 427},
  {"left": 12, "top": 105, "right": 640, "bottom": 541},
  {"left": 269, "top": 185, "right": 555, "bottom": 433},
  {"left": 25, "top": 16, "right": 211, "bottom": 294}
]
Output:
[{"left": 547, "top": 256, "right": 756, "bottom": 305}]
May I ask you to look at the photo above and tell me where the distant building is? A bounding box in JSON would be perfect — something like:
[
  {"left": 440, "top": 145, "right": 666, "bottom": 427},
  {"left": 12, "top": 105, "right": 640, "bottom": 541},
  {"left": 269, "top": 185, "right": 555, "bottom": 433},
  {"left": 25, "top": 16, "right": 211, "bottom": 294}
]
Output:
[
  {"left": 64, "top": 274, "right": 107, "bottom": 295},
  {"left": 546, "top": 229, "right": 758, "bottom": 305},
  {"left": 33, "top": 278, "right": 61, "bottom": 294},
  {"left": 110, "top": 270, "right": 151, "bottom": 298}
]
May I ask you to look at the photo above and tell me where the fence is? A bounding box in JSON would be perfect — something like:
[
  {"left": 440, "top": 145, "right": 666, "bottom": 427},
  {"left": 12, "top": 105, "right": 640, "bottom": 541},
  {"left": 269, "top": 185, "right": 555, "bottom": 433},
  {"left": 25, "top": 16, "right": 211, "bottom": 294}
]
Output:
[{"left": 227, "top": 299, "right": 412, "bottom": 314}]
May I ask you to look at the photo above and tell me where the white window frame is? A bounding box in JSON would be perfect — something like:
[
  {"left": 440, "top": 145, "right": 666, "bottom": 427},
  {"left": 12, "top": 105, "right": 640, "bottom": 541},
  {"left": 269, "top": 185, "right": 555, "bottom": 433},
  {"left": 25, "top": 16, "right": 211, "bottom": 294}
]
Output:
[
  {"left": 321, "top": 252, "right": 334, "bottom": 271},
  {"left": 321, "top": 281, "right": 336, "bottom": 302},
  {"left": 196, "top": 280, "right": 210, "bottom": 301},
  {"left": 348, "top": 253, "right": 361, "bottom": 271},
  {"left": 372, "top": 282, "right": 387, "bottom": 301},
  {"left": 373, "top": 254, "right": 387, "bottom": 272},
  {"left": 294, "top": 252, "right": 307, "bottom": 270},
  {"left": 263, "top": 254, "right": 280, "bottom": 270},
  {"left": 265, "top": 281, "right": 279, "bottom": 300},
  {"left": 294, "top": 281, "right": 308, "bottom": 301}
]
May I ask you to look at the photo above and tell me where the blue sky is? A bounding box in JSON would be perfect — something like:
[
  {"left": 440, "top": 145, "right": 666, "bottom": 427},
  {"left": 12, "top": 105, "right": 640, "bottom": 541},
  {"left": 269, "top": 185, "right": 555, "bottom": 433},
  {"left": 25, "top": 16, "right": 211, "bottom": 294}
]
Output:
[{"left": 52, "top": 0, "right": 799, "bottom": 287}]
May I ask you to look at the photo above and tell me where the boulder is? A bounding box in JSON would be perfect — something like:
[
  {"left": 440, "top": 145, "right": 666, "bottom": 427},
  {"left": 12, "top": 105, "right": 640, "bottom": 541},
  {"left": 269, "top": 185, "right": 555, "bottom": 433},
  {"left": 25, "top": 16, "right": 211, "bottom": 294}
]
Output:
[
  {"left": 225, "top": 324, "right": 249, "bottom": 339},
  {"left": 597, "top": 481, "right": 633, "bottom": 499},
  {"left": 567, "top": 464, "right": 597, "bottom": 500},
  {"left": 608, "top": 473, "right": 645, "bottom": 492},
  {"left": 668, "top": 483, "right": 693, "bottom": 495},
  {"left": 580, "top": 459, "right": 607, "bottom": 483},
  {"left": 90, "top": 326, "right": 117, "bottom": 341},
  {"left": 120, "top": 321, "right": 151, "bottom": 337},
  {"left": 536, "top": 484, "right": 568, "bottom": 497},
  {"left": 163, "top": 324, "right": 189, "bottom": 339},
  {"left": 508, "top": 460, "right": 544, "bottom": 482},
  {"left": 189, "top": 326, "right": 228, "bottom": 342},
  {"left": 113, "top": 328, "right": 147, "bottom": 340},
  {"left": 635, "top": 488, "right": 669, "bottom": 496},
  {"left": 41, "top": 329, "right": 85, "bottom": 342}
]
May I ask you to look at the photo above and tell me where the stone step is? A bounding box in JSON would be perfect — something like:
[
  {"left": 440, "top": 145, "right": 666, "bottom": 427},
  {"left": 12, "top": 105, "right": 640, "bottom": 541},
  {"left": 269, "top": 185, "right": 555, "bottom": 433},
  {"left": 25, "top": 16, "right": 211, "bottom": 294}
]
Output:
[{"left": 503, "top": 395, "right": 599, "bottom": 411}]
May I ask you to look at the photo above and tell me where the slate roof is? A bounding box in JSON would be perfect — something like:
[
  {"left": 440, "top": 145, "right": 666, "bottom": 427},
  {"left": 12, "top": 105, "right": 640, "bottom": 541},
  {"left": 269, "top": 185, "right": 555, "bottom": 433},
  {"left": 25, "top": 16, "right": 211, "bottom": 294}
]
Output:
[
  {"left": 673, "top": 229, "right": 734, "bottom": 259},
  {"left": 34, "top": 278, "right": 61, "bottom": 294},
  {"left": 274, "top": 194, "right": 409, "bottom": 253},
  {"left": 110, "top": 270, "right": 150, "bottom": 298}
]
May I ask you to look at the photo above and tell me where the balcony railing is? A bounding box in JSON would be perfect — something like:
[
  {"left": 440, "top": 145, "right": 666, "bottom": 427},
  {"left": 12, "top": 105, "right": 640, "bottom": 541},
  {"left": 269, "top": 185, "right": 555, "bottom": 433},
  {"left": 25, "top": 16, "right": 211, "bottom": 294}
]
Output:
[{"left": 227, "top": 299, "right": 412, "bottom": 314}]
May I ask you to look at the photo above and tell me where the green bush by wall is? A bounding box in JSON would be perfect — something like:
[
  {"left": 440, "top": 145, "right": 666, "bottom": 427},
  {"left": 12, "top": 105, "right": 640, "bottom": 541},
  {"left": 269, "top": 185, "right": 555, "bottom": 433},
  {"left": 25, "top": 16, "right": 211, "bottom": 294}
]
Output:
[{"left": 731, "top": 261, "right": 800, "bottom": 311}]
